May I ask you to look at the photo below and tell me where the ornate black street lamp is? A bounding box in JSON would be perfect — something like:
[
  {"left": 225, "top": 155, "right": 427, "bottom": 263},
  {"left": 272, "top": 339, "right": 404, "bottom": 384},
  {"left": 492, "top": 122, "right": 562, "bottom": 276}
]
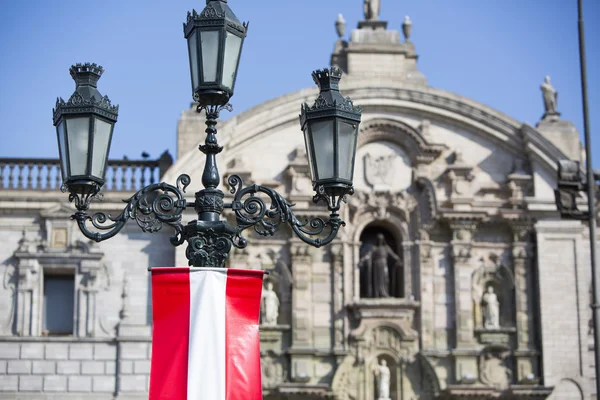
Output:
[
  {"left": 53, "top": 1, "right": 362, "bottom": 268},
  {"left": 53, "top": 63, "right": 119, "bottom": 208}
]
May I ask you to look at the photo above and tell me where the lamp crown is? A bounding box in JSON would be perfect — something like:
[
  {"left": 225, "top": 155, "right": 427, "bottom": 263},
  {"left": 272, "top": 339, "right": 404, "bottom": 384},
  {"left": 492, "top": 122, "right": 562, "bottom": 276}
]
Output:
[
  {"left": 312, "top": 67, "right": 342, "bottom": 91},
  {"left": 70, "top": 63, "right": 104, "bottom": 88}
]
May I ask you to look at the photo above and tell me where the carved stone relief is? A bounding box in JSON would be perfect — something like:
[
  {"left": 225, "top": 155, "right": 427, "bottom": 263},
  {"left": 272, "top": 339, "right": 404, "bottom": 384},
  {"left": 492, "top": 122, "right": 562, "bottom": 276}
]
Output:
[
  {"left": 261, "top": 351, "right": 287, "bottom": 389},
  {"left": 350, "top": 190, "right": 417, "bottom": 221},
  {"left": 479, "top": 349, "right": 512, "bottom": 390}
]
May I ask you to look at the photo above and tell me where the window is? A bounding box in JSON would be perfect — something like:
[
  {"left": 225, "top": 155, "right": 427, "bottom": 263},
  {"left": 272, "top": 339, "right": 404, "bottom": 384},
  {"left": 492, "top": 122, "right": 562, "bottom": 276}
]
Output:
[{"left": 43, "top": 274, "right": 75, "bottom": 336}]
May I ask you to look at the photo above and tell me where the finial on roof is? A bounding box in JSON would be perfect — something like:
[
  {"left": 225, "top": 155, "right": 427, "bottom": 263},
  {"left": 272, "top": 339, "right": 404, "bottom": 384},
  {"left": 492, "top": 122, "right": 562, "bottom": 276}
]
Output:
[
  {"left": 336, "top": 14, "right": 346, "bottom": 39},
  {"left": 363, "top": 0, "right": 381, "bottom": 21},
  {"left": 402, "top": 16, "right": 412, "bottom": 42}
]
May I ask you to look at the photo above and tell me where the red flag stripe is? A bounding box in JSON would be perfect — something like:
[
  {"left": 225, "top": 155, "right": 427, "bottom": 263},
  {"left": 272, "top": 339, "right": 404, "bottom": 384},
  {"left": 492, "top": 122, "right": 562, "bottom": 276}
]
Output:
[
  {"left": 149, "top": 267, "right": 191, "bottom": 400},
  {"left": 225, "top": 269, "right": 264, "bottom": 400}
]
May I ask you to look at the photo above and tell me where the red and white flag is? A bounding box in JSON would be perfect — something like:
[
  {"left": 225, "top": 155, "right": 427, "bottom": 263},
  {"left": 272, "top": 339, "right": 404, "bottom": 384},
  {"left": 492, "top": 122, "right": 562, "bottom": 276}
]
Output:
[{"left": 149, "top": 267, "right": 264, "bottom": 400}]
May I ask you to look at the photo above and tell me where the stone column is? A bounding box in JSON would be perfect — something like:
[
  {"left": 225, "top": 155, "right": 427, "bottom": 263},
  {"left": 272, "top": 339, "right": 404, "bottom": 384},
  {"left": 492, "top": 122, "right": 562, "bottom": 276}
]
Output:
[
  {"left": 289, "top": 242, "right": 314, "bottom": 382},
  {"left": 449, "top": 219, "right": 478, "bottom": 383},
  {"left": 511, "top": 222, "right": 539, "bottom": 382}
]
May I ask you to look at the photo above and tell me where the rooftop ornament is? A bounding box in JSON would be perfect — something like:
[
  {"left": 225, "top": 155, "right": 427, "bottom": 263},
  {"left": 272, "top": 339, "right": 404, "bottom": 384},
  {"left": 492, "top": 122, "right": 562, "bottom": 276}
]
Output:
[{"left": 53, "top": 0, "right": 362, "bottom": 268}]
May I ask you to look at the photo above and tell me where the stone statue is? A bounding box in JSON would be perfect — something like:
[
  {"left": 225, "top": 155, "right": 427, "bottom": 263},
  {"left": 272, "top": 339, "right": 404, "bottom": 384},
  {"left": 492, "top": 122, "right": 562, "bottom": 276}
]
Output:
[
  {"left": 374, "top": 359, "right": 391, "bottom": 400},
  {"left": 482, "top": 286, "right": 500, "bottom": 328},
  {"left": 363, "top": 0, "right": 381, "bottom": 21},
  {"left": 359, "top": 234, "right": 402, "bottom": 298},
  {"left": 261, "top": 281, "right": 279, "bottom": 325},
  {"left": 541, "top": 76, "right": 558, "bottom": 117}
]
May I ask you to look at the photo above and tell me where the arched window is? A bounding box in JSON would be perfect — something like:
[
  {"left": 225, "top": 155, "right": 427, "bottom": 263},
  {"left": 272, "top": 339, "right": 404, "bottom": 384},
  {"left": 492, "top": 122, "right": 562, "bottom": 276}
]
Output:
[{"left": 359, "top": 225, "right": 404, "bottom": 298}]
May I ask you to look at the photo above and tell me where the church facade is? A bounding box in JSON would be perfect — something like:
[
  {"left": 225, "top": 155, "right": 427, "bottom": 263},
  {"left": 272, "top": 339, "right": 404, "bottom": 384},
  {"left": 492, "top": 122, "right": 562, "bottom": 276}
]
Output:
[{"left": 0, "top": 3, "right": 594, "bottom": 399}]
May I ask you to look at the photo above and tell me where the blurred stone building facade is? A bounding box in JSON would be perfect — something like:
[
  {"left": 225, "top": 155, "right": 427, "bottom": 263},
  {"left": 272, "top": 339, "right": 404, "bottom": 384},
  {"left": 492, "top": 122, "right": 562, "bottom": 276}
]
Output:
[{"left": 0, "top": 3, "right": 594, "bottom": 400}]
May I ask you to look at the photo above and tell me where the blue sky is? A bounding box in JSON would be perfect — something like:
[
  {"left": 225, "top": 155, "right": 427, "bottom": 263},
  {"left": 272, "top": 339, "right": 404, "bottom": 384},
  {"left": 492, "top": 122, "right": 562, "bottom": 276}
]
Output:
[{"left": 0, "top": 0, "right": 598, "bottom": 166}]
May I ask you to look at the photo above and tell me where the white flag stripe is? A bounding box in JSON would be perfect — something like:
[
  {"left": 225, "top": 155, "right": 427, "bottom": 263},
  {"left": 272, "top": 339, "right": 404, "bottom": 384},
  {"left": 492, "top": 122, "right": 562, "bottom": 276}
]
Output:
[{"left": 188, "top": 269, "right": 228, "bottom": 400}]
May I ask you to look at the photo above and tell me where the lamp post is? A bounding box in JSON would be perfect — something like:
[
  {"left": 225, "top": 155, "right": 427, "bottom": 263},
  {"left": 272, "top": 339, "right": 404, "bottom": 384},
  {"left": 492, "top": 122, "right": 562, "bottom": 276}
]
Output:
[
  {"left": 554, "top": 0, "right": 599, "bottom": 396},
  {"left": 53, "top": 0, "right": 362, "bottom": 268}
]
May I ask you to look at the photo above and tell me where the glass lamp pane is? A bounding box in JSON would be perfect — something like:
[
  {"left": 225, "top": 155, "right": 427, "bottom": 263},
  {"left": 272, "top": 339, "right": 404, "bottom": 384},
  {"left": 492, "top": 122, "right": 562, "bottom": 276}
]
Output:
[
  {"left": 188, "top": 31, "right": 199, "bottom": 90},
  {"left": 91, "top": 118, "right": 113, "bottom": 179},
  {"left": 310, "top": 119, "right": 335, "bottom": 181},
  {"left": 337, "top": 121, "right": 358, "bottom": 181},
  {"left": 200, "top": 30, "right": 220, "bottom": 82},
  {"left": 66, "top": 117, "right": 90, "bottom": 177},
  {"left": 303, "top": 127, "right": 316, "bottom": 181},
  {"left": 56, "top": 121, "right": 68, "bottom": 180},
  {"left": 222, "top": 31, "right": 242, "bottom": 90}
]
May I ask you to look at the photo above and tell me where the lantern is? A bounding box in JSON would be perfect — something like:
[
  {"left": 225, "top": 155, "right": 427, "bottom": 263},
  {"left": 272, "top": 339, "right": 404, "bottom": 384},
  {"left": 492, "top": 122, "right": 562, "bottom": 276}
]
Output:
[
  {"left": 53, "top": 63, "right": 118, "bottom": 195},
  {"left": 184, "top": 0, "right": 248, "bottom": 107},
  {"left": 299, "top": 67, "right": 362, "bottom": 197}
]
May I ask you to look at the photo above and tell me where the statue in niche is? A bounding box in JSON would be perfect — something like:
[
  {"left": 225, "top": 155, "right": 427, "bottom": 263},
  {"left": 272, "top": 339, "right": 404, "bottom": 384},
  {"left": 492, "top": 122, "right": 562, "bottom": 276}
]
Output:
[
  {"left": 541, "top": 75, "right": 559, "bottom": 117},
  {"left": 363, "top": 0, "right": 381, "bottom": 21},
  {"left": 374, "top": 359, "right": 391, "bottom": 400},
  {"left": 359, "top": 233, "right": 402, "bottom": 298},
  {"left": 261, "top": 281, "right": 279, "bottom": 325},
  {"left": 472, "top": 254, "right": 515, "bottom": 329},
  {"left": 482, "top": 285, "right": 500, "bottom": 328}
]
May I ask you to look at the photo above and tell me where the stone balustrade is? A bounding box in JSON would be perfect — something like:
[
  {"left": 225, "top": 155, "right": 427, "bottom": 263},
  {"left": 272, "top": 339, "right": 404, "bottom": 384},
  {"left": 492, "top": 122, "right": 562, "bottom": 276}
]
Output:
[{"left": 0, "top": 151, "right": 173, "bottom": 192}]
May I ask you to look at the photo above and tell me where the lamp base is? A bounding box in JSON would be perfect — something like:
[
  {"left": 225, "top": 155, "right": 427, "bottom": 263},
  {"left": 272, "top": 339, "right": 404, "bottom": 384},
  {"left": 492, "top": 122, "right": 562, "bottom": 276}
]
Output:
[{"left": 194, "top": 90, "right": 231, "bottom": 108}]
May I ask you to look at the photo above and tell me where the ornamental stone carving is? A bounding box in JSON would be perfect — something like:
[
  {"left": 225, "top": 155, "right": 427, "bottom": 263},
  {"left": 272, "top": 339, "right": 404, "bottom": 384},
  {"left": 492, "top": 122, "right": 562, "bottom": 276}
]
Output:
[
  {"left": 445, "top": 151, "right": 476, "bottom": 205},
  {"left": 351, "top": 190, "right": 417, "bottom": 221},
  {"left": 261, "top": 281, "right": 280, "bottom": 326},
  {"left": 364, "top": 153, "right": 398, "bottom": 192},
  {"left": 261, "top": 352, "right": 287, "bottom": 389},
  {"left": 479, "top": 350, "right": 512, "bottom": 390}
]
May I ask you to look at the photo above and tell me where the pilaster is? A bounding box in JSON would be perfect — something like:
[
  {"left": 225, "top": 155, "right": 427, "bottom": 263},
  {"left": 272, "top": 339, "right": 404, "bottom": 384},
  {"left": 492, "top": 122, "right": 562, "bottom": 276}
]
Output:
[
  {"left": 418, "top": 229, "right": 435, "bottom": 348},
  {"left": 289, "top": 242, "right": 314, "bottom": 382},
  {"left": 449, "top": 219, "right": 478, "bottom": 348},
  {"left": 331, "top": 243, "right": 346, "bottom": 351},
  {"left": 510, "top": 220, "right": 540, "bottom": 383}
]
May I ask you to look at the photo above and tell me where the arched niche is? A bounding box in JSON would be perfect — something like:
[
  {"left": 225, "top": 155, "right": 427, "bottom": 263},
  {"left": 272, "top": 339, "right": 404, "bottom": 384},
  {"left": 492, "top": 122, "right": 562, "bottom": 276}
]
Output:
[
  {"left": 358, "top": 224, "right": 404, "bottom": 299},
  {"left": 472, "top": 254, "right": 515, "bottom": 329}
]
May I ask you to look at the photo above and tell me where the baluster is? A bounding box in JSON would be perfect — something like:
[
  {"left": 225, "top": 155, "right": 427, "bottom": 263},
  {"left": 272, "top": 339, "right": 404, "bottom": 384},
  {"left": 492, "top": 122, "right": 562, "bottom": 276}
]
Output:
[
  {"left": 26, "top": 163, "right": 33, "bottom": 189},
  {"left": 52, "top": 164, "right": 60, "bottom": 190},
  {"left": 36, "top": 163, "right": 43, "bottom": 190},
  {"left": 140, "top": 165, "right": 146, "bottom": 189},
  {"left": 120, "top": 164, "right": 127, "bottom": 191},
  {"left": 109, "top": 164, "right": 116, "bottom": 191},
  {"left": 14, "top": 163, "right": 22, "bottom": 189},
  {"left": 8, "top": 164, "right": 15, "bottom": 189}
]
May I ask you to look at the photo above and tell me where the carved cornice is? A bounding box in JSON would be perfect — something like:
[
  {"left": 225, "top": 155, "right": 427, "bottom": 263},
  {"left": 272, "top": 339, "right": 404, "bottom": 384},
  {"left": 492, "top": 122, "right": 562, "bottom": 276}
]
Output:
[{"left": 357, "top": 118, "right": 447, "bottom": 165}]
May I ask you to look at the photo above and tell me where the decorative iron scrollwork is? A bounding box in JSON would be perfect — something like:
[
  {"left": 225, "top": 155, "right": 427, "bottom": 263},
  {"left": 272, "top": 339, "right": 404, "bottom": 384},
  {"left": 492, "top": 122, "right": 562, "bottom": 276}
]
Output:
[
  {"left": 227, "top": 174, "right": 345, "bottom": 248},
  {"left": 70, "top": 174, "right": 190, "bottom": 246}
]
